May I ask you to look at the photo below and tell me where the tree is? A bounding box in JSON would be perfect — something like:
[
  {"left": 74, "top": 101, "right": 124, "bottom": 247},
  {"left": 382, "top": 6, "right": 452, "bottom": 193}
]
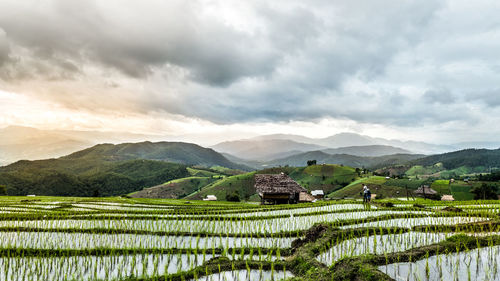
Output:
[
  {"left": 307, "top": 160, "right": 317, "bottom": 166},
  {"left": 226, "top": 191, "right": 240, "bottom": 202},
  {"left": 471, "top": 183, "right": 498, "bottom": 200},
  {"left": 0, "top": 185, "right": 6, "bottom": 196}
]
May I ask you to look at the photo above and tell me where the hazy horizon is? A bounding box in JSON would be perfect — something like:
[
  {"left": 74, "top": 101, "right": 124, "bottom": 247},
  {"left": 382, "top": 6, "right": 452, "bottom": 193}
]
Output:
[{"left": 2, "top": 1, "right": 500, "bottom": 145}]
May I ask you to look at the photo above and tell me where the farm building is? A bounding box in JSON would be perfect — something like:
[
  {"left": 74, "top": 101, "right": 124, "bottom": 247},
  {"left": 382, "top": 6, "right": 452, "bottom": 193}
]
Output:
[
  {"left": 311, "top": 190, "right": 324, "bottom": 199},
  {"left": 255, "top": 173, "right": 307, "bottom": 205},
  {"left": 414, "top": 185, "right": 438, "bottom": 199},
  {"left": 203, "top": 195, "right": 217, "bottom": 201},
  {"left": 441, "top": 195, "right": 455, "bottom": 201},
  {"left": 299, "top": 192, "right": 315, "bottom": 203}
]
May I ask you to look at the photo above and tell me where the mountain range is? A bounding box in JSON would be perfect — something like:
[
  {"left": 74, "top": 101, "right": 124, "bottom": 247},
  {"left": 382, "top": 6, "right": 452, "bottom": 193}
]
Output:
[
  {"left": 2, "top": 125, "right": 500, "bottom": 168},
  {"left": 210, "top": 133, "right": 454, "bottom": 161}
]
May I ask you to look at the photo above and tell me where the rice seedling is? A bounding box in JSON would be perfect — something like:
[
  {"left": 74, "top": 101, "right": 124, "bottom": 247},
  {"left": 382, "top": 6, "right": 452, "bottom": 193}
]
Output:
[{"left": 0, "top": 196, "right": 499, "bottom": 281}]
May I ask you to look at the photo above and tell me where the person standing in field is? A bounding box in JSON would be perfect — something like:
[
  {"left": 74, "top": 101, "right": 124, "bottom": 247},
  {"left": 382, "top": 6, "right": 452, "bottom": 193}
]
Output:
[{"left": 363, "top": 184, "right": 369, "bottom": 203}]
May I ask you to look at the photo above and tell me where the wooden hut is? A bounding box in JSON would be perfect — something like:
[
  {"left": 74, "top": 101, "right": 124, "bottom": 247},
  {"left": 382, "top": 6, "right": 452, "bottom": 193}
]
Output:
[
  {"left": 311, "top": 190, "right": 324, "bottom": 199},
  {"left": 441, "top": 194, "right": 455, "bottom": 201},
  {"left": 414, "top": 185, "right": 438, "bottom": 199},
  {"left": 299, "top": 192, "right": 315, "bottom": 203},
  {"left": 255, "top": 173, "right": 306, "bottom": 205}
]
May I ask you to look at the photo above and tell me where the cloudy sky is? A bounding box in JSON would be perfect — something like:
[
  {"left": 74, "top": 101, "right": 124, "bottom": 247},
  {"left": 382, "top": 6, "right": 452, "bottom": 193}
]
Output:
[{"left": 1, "top": 0, "right": 500, "bottom": 145}]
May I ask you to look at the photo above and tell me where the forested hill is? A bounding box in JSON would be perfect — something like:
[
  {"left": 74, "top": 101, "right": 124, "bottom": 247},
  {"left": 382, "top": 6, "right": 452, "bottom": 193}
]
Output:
[
  {"left": 0, "top": 158, "right": 189, "bottom": 197},
  {"left": 0, "top": 141, "right": 249, "bottom": 196},
  {"left": 410, "top": 148, "right": 500, "bottom": 169},
  {"left": 63, "top": 141, "right": 250, "bottom": 170}
]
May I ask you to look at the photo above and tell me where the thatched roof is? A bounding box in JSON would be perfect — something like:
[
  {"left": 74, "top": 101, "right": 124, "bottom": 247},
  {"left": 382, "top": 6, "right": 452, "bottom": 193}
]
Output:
[
  {"left": 414, "top": 185, "right": 437, "bottom": 195},
  {"left": 255, "top": 173, "right": 306, "bottom": 194}
]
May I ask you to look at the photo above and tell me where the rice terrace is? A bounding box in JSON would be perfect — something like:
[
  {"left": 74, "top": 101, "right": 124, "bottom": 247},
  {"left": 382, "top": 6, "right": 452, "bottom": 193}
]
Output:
[
  {"left": 3, "top": 0, "right": 500, "bottom": 280},
  {"left": 1, "top": 162, "right": 500, "bottom": 281}
]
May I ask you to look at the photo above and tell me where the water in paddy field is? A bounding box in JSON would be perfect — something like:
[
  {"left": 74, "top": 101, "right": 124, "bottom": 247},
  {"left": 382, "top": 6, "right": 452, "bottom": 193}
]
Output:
[
  {"left": 379, "top": 245, "right": 500, "bottom": 281},
  {"left": 317, "top": 232, "right": 451, "bottom": 266},
  {"left": 341, "top": 216, "right": 488, "bottom": 229},
  {"left": 0, "top": 231, "right": 293, "bottom": 249},
  {"left": 0, "top": 254, "right": 213, "bottom": 281},
  {"left": 189, "top": 270, "right": 294, "bottom": 281}
]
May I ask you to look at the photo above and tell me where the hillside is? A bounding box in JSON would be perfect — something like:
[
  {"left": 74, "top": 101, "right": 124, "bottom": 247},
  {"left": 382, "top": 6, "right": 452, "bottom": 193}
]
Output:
[
  {"left": 64, "top": 141, "right": 250, "bottom": 170},
  {"left": 410, "top": 148, "right": 500, "bottom": 170},
  {"left": 0, "top": 125, "right": 165, "bottom": 166},
  {"left": 375, "top": 148, "right": 500, "bottom": 178},
  {"left": 186, "top": 164, "right": 359, "bottom": 201},
  {"left": 265, "top": 151, "right": 424, "bottom": 168},
  {"left": 0, "top": 141, "right": 249, "bottom": 197},
  {"left": 0, "top": 159, "right": 189, "bottom": 197},
  {"left": 130, "top": 176, "right": 220, "bottom": 199}
]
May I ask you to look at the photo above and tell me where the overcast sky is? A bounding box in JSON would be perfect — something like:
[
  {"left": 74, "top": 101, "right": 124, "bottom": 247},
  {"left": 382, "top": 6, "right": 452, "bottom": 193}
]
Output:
[{"left": 1, "top": 0, "right": 500, "bottom": 145}]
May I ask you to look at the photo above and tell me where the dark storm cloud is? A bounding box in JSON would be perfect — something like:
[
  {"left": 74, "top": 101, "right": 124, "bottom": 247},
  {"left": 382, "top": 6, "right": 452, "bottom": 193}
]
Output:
[
  {"left": 0, "top": 0, "right": 295, "bottom": 85},
  {"left": 1, "top": 0, "right": 500, "bottom": 134}
]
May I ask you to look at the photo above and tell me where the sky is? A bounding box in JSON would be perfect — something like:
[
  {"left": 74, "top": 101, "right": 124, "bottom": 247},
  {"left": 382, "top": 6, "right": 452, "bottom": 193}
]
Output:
[{"left": 1, "top": 0, "right": 500, "bottom": 145}]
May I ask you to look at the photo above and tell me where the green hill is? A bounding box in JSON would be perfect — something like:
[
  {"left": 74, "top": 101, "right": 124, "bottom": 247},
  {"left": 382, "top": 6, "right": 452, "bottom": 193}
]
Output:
[
  {"left": 130, "top": 176, "right": 220, "bottom": 199},
  {"left": 328, "top": 176, "right": 400, "bottom": 199},
  {"left": 375, "top": 148, "right": 500, "bottom": 179},
  {"left": 410, "top": 148, "right": 500, "bottom": 171},
  {"left": 186, "top": 164, "right": 359, "bottom": 201},
  {"left": 0, "top": 159, "right": 189, "bottom": 197},
  {"left": 64, "top": 141, "right": 250, "bottom": 170},
  {"left": 0, "top": 141, "right": 250, "bottom": 197}
]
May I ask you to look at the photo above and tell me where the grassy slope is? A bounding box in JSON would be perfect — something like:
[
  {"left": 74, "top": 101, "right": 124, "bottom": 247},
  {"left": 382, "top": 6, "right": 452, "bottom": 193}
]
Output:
[
  {"left": 186, "top": 164, "right": 358, "bottom": 201},
  {"left": 130, "top": 176, "right": 218, "bottom": 199},
  {"left": 430, "top": 180, "right": 451, "bottom": 195},
  {"left": 185, "top": 172, "right": 257, "bottom": 201},
  {"left": 328, "top": 176, "right": 407, "bottom": 199},
  {"left": 290, "top": 165, "right": 357, "bottom": 193},
  {"left": 186, "top": 167, "right": 220, "bottom": 177}
]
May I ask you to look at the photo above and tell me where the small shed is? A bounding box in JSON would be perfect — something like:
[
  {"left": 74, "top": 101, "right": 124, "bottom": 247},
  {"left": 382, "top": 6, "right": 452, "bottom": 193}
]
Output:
[
  {"left": 203, "top": 195, "right": 217, "bottom": 201},
  {"left": 299, "top": 192, "right": 316, "bottom": 203},
  {"left": 311, "top": 190, "right": 324, "bottom": 199},
  {"left": 414, "top": 185, "right": 438, "bottom": 199},
  {"left": 255, "top": 173, "right": 307, "bottom": 205},
  {"left": 441, "top": 195, "right": 455, "bottom": 201}
]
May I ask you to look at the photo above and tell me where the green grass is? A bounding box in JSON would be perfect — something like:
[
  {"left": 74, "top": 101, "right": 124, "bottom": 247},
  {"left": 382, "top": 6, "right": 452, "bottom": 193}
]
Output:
[
  {"left": 450, "top": 183, "right": 474, "bottom": 200},
  {"left": 382, "top": 178, "right": 426, "bottom": 190},
  {"left": 431, "top": 180, "right": 451, "bottom": 194},
  {"left": 185, "top": 172, "right": 257, "bottom": 201},
  {"left": 405, "top": 164, "right": 444, "bottom": 176},
  {"left": 186, "top": 167, "right": 220, "bottom": 177},
  {"left": 328, "top": 176, "right": 390, "bottom": 198},
  {"left": 290, "top": 165, "right": 358, "bottom": 194}
]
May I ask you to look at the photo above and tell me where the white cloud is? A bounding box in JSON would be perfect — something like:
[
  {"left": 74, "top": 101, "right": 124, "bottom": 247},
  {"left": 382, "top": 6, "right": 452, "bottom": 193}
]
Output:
[{"left": 1, "top": 0, "right": 500, "bottom": 144}]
